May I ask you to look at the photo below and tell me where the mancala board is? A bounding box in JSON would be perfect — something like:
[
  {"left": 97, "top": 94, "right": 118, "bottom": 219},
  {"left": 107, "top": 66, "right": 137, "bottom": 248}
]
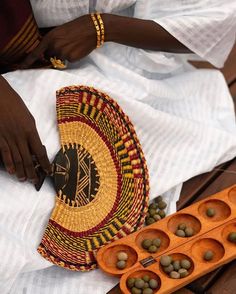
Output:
[{"left": 97, "top": 184, "right": 236, "bottom": 294}]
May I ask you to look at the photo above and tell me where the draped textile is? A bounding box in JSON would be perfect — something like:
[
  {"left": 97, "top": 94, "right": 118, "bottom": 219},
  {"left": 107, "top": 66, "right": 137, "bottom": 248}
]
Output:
[
  {"left": 1, "top": 1, "right": 236, "bottom": 293},
  {"left": 0, "top": 0, "right": 41, "bottom": 73}
]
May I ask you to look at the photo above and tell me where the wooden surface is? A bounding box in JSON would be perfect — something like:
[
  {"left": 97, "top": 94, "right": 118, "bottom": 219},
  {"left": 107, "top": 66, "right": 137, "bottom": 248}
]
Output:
[{"left": 107, "top": 45, "right": 236, "bottom": 293}]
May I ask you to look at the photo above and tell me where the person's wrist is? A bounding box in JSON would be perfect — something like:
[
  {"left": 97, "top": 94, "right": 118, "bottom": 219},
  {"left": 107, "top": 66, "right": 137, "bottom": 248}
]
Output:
[
  {"left": 83, "top": 14, "right": 97, "bottom": 43},
  {"left": 101, "top": 13, "right": 120, "bottom": 43}
]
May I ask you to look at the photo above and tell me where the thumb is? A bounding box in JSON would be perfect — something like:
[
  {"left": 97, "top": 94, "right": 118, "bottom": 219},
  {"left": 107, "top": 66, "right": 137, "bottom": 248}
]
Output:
[{"left": 20, "top": 37, "right": 49, "bottom": 68}]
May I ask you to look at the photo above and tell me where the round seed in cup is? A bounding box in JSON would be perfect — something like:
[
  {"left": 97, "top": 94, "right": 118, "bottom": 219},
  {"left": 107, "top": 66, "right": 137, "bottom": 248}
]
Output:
[
  {"left": 178, "top": 268, "right": 189, "bottom": 278},
  {"left": 170, "top": 271, "right": 180, "bottom": 279},
  {"left": 127, "top": 278, "right": 135, "bottom": 288},
  {"left": 172, "top": 260, "right": 181, "bottom": 271},
  {"left": 152, "top": 238, "right": 161, "bottom": 247},
  {"left": 185, "top": 227, "right": 194, "bottom": 237},
  {"left": 142, "top": 239, "right": 153, "bottom": 249},
  {"left": 175, "top": 229, "right": 186, "bottom": 237},
  {"left": 135, "top": 279, "right": 145, "bottom": 289},
  {"left": 149, "top": 279, "right": 158, "bottom": 289},
  {"left": 160, "top": 255, "right": 172, "bottom": 267},
  {"left": 163, "top": 264, "right": 174, "bottom": 273},
  {"left": 142, "top": 275, "right": 150, "bottom": 282},
  {"left": 131, "top": 287, "right": 142, "bottom": 294},
  {"left": 228, "top": 232, "right": 236, "bottom": 243},
  {"left": 117, "top": 260, "right": 126, "bottom": 269},
  {"left": 117, "top": 252, "right": 128, "bottom": 261},
  {"left": 206, "top": 208, "right": 215, "bottom": 217},
  {"left": 204, "top": 250, "right": 214, "bottom": 261},
  {"left": 180, "top": 259, "right": 191, "bottom": 269},
  {"left": 148, "top": 245, "right": 158, "bottom": 254}
]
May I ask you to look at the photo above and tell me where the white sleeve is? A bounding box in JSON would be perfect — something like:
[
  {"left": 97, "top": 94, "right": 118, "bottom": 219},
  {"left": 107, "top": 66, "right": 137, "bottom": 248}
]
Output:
[{"left": 134, "top": 0, "right": 236, "bottom": 68}]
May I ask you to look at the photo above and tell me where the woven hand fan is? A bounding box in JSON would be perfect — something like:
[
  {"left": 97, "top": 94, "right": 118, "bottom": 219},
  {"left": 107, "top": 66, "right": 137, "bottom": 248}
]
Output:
[{"left": 37, "top": 85, "right": 149, "bottom": 271}]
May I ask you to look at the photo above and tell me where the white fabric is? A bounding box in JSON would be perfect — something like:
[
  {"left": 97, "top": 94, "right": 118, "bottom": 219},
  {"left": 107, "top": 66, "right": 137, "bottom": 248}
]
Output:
[
  {"left": 134, "top": 0, "right": 236, "bottom": 68},
  {"left": 1, "top": 1, "right": 236, "bottom": 293}
]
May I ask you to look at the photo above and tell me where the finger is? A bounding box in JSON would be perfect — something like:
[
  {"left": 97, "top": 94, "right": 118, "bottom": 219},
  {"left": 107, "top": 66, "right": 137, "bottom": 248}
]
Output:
[
  {"left": 0, "top": 138, "right": 15, "bottom": 174},
  {"left": 28, "top": 132, "right": 51, "bottom": 174},
  {"left": 9, "top": 141, "right": 26, "bottom": 181},
  {"left": 18, "top": 141, "right": 38, "bottom": 184},
  {"left": 20, "top": 37, "right": 49, "bottom": 68}
]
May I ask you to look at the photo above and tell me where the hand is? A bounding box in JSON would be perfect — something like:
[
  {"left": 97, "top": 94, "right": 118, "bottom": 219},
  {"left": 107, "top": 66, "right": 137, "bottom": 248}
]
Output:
[
  {"left": 21, "top": 15, "right": 96, "bottom": 68},
  {"left": 0, "top": 76, "right": 51, "bottom": 183}
]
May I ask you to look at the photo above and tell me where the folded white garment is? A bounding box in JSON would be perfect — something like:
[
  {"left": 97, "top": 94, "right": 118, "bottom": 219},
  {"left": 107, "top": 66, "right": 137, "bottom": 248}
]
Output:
[{"left": 1, "top": 0, "right": 236, "bottom": 293}]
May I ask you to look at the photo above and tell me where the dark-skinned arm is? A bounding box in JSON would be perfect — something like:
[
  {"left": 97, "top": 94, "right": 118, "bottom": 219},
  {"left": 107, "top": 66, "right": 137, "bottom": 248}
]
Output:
[
  {"left": 0, "top": 75, "right": 51, "bottom": 182},
  {"left": 103, "top": 14, "right": 190, "bottom": 53},
  {"left": 21, "top": 14, "right": 191, "bottom": 68}
]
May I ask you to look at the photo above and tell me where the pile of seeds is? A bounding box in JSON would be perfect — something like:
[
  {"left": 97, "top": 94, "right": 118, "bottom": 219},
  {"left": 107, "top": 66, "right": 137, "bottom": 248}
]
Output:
[
  {"left": 228, "top": 232, "right": 236, "bottom": 243},
  {"left": 206, "top": 208, "right": 216, "bottom": 217},
  {"left": 145, "top": 196, "right": 167, "bottom": 226},
  {"left": 175, "top": 223, "right": 194, "bottom": 238},
  {"left": 116, "top": 251, "right": 128, "bottom": 269},
  {"left": 141, "top": 238, "right": 162, "bottom": 253},
  {"left": 126, "top": 275, "right": 159, "bottom": 294},
  {"left": 160, "top": 255, "right": 191, "bottom": 279}
]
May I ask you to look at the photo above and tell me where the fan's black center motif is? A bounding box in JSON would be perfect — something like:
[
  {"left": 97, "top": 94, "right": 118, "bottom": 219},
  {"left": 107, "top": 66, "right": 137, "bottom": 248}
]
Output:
[{"left": 53, "top": 146, "right": 100, "bottom": 206}]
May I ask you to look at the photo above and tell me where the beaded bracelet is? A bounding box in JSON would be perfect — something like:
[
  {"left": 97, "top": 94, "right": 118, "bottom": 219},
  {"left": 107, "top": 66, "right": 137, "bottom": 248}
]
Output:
[
  {"left": 96, "top": 13, "right": 105, "bottom": 46},
  {"left": 90, "top": 13, "right": 105, "bottom": 48},
  {"left": 91, "top": 13, "right": 101, "bottom": 48}
]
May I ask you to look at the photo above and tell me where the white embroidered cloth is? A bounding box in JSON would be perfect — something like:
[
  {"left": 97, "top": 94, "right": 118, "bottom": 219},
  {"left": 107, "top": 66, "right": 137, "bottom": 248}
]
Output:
[{"left": 1, "top": 1, "right": 236, "bottom": 293}]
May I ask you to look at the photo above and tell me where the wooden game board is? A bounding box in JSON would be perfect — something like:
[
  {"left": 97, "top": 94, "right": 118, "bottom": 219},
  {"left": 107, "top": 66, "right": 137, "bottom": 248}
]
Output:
[{"left": 97, "top": 185, "right": 236, "bottom": 294}]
